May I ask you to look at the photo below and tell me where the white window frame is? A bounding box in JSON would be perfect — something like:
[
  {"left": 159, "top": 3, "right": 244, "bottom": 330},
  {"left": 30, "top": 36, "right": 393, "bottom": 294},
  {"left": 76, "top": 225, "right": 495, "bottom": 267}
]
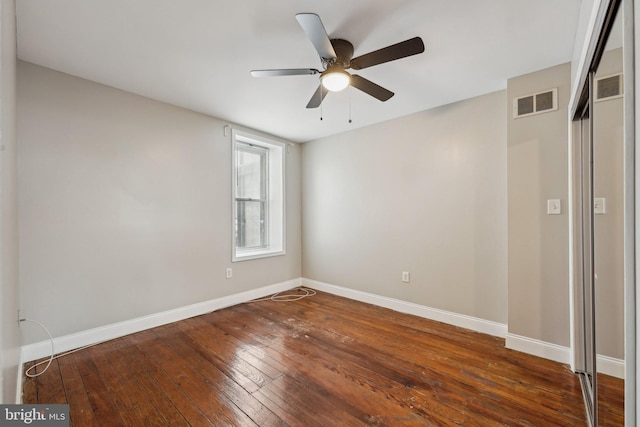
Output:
[{"left": 232, "top": 129, "right": 285, "bottom": 262}]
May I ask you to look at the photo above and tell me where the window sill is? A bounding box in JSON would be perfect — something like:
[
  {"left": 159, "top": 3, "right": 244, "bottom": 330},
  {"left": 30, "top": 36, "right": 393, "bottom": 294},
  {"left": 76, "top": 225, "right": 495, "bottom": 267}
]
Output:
[{"left": 233, "top": 248, "right": 285, "bottom": 262}]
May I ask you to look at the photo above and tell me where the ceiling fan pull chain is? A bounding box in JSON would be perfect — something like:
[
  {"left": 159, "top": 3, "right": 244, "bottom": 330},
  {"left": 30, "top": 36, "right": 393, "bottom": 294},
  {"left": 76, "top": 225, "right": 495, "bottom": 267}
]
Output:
[
  {"left": 349, "top": 93, "right": 352, "bottom": 124},
  {"left": 320, "top": 87, "right": 324, "bottom": 121}
]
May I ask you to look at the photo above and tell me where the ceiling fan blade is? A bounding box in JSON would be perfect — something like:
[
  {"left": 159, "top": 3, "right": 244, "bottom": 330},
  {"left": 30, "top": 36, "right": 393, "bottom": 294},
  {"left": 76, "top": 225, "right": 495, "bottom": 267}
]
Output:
[
  {"left": 306, "top": 84, "right": 328, "bottom": 108},
  {"left": 296, "top": 13, "right": 337, "bottom": 60},
  {"left": 251, "top": 69, "right": 320, "bottom": 77},
  {"left": 350, "top": 75, "right": 394, "bottom": 101},
  {"left": 350, "top": 37, "right": 425, "bottom": 70}
]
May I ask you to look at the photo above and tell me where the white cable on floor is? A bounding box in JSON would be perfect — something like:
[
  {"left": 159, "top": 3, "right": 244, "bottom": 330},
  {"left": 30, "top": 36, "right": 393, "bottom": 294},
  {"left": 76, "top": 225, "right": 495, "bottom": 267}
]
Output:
[
  {"left": 20, "top": 318, "right": 107, "bottom": 378},
  {"left": 247, "top": 286, "right": 316, "bottom": 303},
  {"left": 21, "top": 288, "right": 316, "bottom": 377},
  {"left": 20, "top": 319, "right": 55, "bottom": 378}
]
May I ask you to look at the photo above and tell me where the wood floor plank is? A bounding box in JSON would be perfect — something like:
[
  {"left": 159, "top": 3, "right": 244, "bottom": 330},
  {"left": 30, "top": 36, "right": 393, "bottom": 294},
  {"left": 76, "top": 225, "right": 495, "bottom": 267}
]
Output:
[
  {"left": 22, "top": 290, "right": 622, "bottom": 426},
  {"left": 124, "top": 333, "right": 217, "bottom": 426},
  {"left": 241, "top": 302, "right": 509, "bottom": 425},
  {"left": 82, "top": 342, "right": 160, "bottom": 427},
  {"left": 132, "top": 328, "right": 259, "bottom": 426},
  {"left": 244, "top": 294, "right": 587, "bottom": 425},
  {"left": 106, "top": 338, "right": 190, "bottom": 427},
  {"left": 599, "top": 373, "right": 625, "bottom": 426},
  {"left": 71, "top": 349, "right": 127, "bottom": 426},
  {"left": 21, "top": 361, "right": 38, "bottom": 404},
  {"left": 32, "top": 358, "right": 67, "bottom": 405},
  {"left": 236, "top": 300, "right": 564, "bottom": 422},
  {"left": 57, "top": 352, "right": 99, "bottom": 427},
  {"left": 253, "top": 374, "right": 369, "bottom": 427},
  {"left": 233, "top": 304, "right": 482, "bottom": 425},
  {"left": 154, "top": 322, "right": 288, "bottom": 427},
  {"left": 202, "top": 313, "right": 290, "bottom": 380},
  {"left": 88, "top": 340, "right": 171, "bottom": 426},
  {"left": 179, "top": 317, "right": 273, "bottom": 390}
]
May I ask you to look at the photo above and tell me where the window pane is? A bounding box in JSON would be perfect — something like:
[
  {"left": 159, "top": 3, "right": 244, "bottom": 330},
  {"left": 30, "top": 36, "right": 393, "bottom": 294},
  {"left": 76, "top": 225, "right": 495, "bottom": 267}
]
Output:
[
  {"left": 236, "top": 145, "right": 265, "bottom": 200},
  {"left": 236, "top": 200, "right": 264, "bottom": 248}
]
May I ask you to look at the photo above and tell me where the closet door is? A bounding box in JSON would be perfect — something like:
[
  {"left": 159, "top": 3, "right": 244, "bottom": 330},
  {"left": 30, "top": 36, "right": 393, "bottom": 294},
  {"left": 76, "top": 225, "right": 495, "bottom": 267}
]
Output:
[{"left": 572, "top": 2, "right": 627, "bottom": 425}]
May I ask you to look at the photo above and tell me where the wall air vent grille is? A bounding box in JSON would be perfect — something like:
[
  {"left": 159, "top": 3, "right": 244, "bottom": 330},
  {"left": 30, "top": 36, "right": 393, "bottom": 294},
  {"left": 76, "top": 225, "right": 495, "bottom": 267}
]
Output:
[
  {"left": 513, "top": 88, "right": 558, "bottom": 118},
  {"left": 595, "top": 73, "right": 623, "bottom": 101}
]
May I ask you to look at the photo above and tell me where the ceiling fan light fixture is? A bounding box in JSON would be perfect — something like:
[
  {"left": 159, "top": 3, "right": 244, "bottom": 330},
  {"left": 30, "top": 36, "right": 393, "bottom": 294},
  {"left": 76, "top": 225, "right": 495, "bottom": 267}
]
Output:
[
  {"left": 322, "top": 69, "right": 351, "bottom": 92},
  {"left": 251, "top": 13, "right": 425, "bottom": 108}
]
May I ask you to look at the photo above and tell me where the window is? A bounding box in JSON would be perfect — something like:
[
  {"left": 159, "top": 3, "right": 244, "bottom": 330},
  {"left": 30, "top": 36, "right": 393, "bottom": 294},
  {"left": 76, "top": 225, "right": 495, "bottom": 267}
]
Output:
[{"left": 232, "top": 130, "right": 285, "bottom": 261}]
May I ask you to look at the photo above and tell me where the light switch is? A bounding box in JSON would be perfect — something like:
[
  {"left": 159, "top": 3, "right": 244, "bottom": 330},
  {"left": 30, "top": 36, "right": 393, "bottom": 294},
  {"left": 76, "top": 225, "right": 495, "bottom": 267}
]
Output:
[
  {"left": 594, "top": 197, "right": 606, "bottom": 214},
  {"left": 547, "top": 199, "right": 561, "bottom": 215}
]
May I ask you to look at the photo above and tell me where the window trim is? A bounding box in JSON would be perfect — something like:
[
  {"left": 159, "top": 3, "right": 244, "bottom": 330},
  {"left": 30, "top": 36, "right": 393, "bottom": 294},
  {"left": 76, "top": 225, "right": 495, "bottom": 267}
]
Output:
[{"left": 231, "top": 129, "right": 286, "bottom": 262}]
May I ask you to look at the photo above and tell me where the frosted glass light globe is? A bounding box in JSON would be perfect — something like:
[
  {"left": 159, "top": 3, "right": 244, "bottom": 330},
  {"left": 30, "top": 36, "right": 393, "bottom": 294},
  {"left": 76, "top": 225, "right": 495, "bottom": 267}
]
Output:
[{"left": 322, "top": 70, "right": 350, "bottom": 92}]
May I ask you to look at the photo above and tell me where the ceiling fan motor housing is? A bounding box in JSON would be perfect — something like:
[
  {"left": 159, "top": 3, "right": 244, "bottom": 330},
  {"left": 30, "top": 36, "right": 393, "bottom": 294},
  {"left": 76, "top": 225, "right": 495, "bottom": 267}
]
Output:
[{"left": 326, "top": 39, "right": 354, "bottom": 69}]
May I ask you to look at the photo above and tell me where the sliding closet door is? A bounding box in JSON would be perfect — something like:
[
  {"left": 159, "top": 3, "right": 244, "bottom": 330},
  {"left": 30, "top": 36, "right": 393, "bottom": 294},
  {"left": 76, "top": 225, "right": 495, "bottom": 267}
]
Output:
[{"left": 572, "top": 1, "right": 628, "bottom": 425}]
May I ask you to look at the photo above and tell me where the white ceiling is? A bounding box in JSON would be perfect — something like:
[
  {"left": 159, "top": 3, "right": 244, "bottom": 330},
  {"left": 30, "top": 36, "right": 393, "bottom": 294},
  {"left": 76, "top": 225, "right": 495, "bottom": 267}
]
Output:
[{"left": 16, "top": 0, "right": 582, "bottom": 143}]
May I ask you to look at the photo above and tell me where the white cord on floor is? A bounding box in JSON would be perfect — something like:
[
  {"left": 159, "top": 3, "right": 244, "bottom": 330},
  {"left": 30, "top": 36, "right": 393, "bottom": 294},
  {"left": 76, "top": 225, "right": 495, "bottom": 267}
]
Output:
[
  {"left": 247, "top": 286, "right": 316, "bottom": 303},
  {"left": 21, "top": 288, "right": 316, "bottom": 377},
  {"left": 20, "top": 319, "right": 55, "bottom": 378},
  {"left": 20, "top": 318, "right": 106, "bottom": 378}
]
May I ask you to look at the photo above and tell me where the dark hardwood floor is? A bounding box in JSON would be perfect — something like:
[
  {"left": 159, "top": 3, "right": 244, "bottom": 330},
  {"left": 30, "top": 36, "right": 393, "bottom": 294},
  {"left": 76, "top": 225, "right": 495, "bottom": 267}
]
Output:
[{"left": 23, "top": 289, "right": 623, "bottom": 426}]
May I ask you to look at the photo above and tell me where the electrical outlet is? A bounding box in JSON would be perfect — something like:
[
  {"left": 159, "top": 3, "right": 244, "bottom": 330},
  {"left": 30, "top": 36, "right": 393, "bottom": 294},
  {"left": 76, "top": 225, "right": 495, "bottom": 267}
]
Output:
[
  {"left": 226, "top": 268, "right": 233, "bottom": 279},
  {"left": 402, "top": 272, "right": 410, "bottom": 283}
]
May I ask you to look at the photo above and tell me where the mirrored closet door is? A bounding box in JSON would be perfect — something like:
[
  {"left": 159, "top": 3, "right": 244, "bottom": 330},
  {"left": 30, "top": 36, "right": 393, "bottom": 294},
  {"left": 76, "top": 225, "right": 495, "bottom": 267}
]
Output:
[{"left": 571, "top": 1, "right": 629, "bottom": 425}]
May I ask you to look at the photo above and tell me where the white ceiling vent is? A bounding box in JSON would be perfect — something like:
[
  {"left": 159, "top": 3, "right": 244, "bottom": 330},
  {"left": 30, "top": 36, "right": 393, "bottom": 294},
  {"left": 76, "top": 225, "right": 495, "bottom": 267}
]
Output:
[
  {"left": 595, "top": 73, "right": 623, "bottom": 101},
  {"left": 513, "top": 88, "right": 558, "bottom": 118}
]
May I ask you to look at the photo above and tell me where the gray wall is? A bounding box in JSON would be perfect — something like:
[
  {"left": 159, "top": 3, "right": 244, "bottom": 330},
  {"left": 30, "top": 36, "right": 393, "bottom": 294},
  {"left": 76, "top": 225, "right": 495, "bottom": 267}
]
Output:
[
  {"left": 1, "top": 0, "right": 20, "bottom": 403},
  {"left": 17, "top": 58, "right": 591, "bottom": 360},
  {"left": 14, "top": 50, "right": 607, "bottom": 379},
  {"left": 302, "top": 91, "right": 508, "bottom": 324},
  {"left": 17, "top": 61, "right": 302, "bottom": 344},
  {"left": 507, "top": 63, "right": 571, "bottom": 347}
]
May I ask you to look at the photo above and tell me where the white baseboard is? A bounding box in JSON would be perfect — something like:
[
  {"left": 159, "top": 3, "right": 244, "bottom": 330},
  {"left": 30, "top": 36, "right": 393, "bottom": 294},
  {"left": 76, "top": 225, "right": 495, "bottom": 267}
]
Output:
[
  {"left": 303, "top": 278, "right": 508, "bottom": 338},
  {"left": 306, "top": 278, "right": 625, "bottom": 378},
  {"left": 21, "top": 278, "right": 301, "bottom": 363},
  {"left": 15, "top": 363, "right": 23, "bottom": 403},
  {"left": 597, "top": 354, "right": 625, "bottom": 379},
  {"left": 506, "top": 333, "right": 625, "bottom": 379},
  {"left": 20, "top": 276, "right": 625, "bottom": 382},
  {"left": 506, "top": 333, "right": 572, "bottom": 364}
]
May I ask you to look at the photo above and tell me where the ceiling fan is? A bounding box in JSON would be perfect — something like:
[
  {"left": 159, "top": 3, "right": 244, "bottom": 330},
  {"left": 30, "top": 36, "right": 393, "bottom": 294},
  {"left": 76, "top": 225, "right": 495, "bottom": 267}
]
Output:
[{"left": 251, "top": 13, "right": 425, "bottom": 108}]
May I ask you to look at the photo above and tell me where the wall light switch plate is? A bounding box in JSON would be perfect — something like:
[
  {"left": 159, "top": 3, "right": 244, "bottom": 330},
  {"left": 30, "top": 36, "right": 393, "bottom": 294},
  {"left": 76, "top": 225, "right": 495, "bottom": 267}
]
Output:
[
  {"left": 547, "top": 199, "right": 561, "bottom": 215},
  {"left": 594, "top": 197, "right": 606, "bottom": 214},
  {"left": 402, "top": 272, "right": 410, "bottom": 283}
]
